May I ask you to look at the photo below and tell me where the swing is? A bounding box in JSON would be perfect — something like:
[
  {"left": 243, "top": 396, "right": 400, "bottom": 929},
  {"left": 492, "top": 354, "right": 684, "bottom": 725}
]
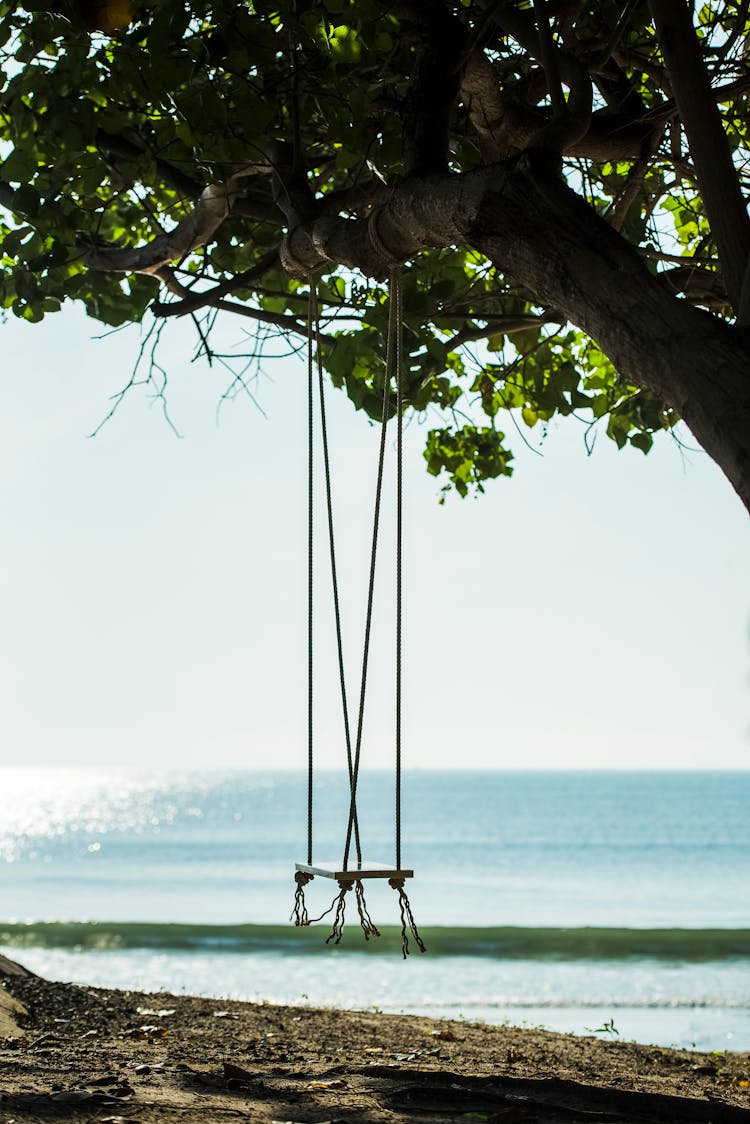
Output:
[{"left": 291, "top": 270, "right": 425, "bottom": 958}]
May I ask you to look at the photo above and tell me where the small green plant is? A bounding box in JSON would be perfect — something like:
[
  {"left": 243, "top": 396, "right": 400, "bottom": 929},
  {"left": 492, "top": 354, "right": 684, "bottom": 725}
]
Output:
[{"left": 586, "top": 1018, "right": 620, "bottom": 1037}]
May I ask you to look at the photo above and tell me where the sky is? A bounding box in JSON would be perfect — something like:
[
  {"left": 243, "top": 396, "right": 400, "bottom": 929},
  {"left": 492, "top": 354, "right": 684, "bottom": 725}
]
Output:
[{"left": 1, "top": 303, "right": 748, "bottom": 771}]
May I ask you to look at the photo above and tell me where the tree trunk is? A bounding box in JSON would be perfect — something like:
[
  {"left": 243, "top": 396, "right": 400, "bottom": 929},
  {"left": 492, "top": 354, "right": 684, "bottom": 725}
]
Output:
[{"left": 467, "top": 158, "right": 750, "bottom": 514}]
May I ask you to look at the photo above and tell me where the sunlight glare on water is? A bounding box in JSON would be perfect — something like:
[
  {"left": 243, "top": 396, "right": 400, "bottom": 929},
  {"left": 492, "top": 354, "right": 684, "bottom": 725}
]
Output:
[{"left": 1, "top": 768, "right": 199, "bottom": 862}]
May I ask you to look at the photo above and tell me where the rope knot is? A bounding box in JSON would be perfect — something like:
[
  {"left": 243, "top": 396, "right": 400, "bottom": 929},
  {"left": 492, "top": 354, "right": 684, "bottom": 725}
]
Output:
[
  {"left": 291, "top": 870, "right": 313, "bottom": 926},
  {"left": 280, "top": 222, "right": 334, "bottom": 277},
  {"left": 367, "top": 207, "right": 403, "bottom": 268},
  {"left": 367, "top": 204, "right": 422, "bottom": 275}
]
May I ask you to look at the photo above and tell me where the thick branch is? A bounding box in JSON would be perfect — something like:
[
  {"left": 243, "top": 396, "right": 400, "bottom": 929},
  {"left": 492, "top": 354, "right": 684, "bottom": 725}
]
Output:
[
  {"left": 279, "top": 168, "right": 503, "bottom": 280},
  {"left": 648, "top": 0, "right": 750, "bottom": 321},
  {"left": 461, "top": 51, "right": 652, "bottom": 161},
  {"left": 83, "top": 165, "right": 270, "bottom": 275},
  {"left": 446, "top": 313, "right": 560, "bottom": 349},
  {"left": 493, "top": 3, "right": 593, "bottom": 150},
  {"left": 84, "top": 182, "right": 234, "bottom": 273}
]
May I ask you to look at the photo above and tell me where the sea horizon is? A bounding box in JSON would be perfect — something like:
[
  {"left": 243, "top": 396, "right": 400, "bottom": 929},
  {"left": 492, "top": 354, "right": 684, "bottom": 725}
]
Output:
[{"left": 2, "top": 764, "right": 748, "bottom": 772}]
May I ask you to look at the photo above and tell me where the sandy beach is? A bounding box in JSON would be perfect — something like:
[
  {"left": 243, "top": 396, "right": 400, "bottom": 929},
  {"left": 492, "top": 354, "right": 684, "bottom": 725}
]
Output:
[{"left": 2, "top": 956, "right": 749, "bottom": 1123}]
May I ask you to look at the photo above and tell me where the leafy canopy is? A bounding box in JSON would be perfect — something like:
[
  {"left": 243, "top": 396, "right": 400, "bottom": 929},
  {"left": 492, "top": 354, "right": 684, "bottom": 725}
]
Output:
[{"left": 1, "top": 1, "right": 746, "bottom": 494}]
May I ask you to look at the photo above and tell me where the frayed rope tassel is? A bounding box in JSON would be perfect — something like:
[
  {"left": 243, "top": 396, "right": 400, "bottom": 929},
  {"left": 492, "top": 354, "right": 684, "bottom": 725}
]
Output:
[
  {"left": 291, "top": 871, "right": 313, "bottom": 926},
  {"left": 354, "top": 879, "right": 381, "bottom": 941},
  {"left": 389, "top": 877, "right": 426, "bottom": 958},
  {"left": 325, "top": 879, "right": 352, "bottom": 945},
  {"left": 301, "top": 878, "right": 381, "bottom": 945}
]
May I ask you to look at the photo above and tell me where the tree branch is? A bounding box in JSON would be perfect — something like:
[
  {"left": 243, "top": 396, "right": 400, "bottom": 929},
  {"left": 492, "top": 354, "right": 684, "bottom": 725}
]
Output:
[
  {"left": 318, "top": 179, "right": 391, "bottom": 217},
  {"left": 714, "top": 0, "right": 750, "bottom": 62},
  {"left": 446, "top": 312, "right": 560, "bottom": 349},
  {"left": 96, "top": 131, "right": 204, "bottom": 202},
  {"left": 267, "top": 139, "right": 318, "bottom": 226},
  {"left": 591, "top": 0, "right": 641, "bottom": 70},
  {"left": 461, "top": 51, "right": 651, "bottom": 161},
  {"left": 649, "top": 0, "right": 750, "bottom": 321},
  {"left": 532, "top": 0, "right": 566, "bottom": 117},
  {"left": 658, "top": 263, "right": 728, "bottom": 309},
  {"left": 492, "top": 2, "right": 593, "bottom": 151},
  {"left": 96, "top": 130, "right": 281, "bottom": 225},
  {"left": 467, "top": 158, "right": 750, "bottom": 510},
  {"left": 606, "top": 115, "right": 666, "bottom": 232},
  {"left": 83, "top": 165, "right": 270, "bottom": 275},
  {"left": 83, "top": 182, "right": 234, "bottom": 273},
  {"left": 149, "top": 249, "right": 279, "bottom": 317},
  {"left": 152, "top": 265, "right": 313, "bottom": 337}
]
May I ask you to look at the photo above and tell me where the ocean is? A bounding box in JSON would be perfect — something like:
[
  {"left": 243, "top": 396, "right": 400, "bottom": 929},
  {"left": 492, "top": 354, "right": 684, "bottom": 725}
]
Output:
[{"left": 1, "top": 768, "right": 748, "bottom": 1052}]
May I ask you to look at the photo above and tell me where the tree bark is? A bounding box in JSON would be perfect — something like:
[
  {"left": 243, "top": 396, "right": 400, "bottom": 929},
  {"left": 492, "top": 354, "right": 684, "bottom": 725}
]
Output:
[
  {"left": 470, "top": 160, "right": 750, "bottom": 514},
  {"left": 280, "top": 158, "right": 750, "bottom": 514}
]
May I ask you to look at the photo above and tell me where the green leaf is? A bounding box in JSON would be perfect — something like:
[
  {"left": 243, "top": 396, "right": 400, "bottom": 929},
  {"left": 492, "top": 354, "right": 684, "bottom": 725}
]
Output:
[
  {"left": 8, "top": 184, "right": 41, "bottom": 217},
  {"left": 629, "top": 431, "right": 653, "bottom": 454},
  {"left": 1, "top": 147, "right": 39, "bottom": 184}
]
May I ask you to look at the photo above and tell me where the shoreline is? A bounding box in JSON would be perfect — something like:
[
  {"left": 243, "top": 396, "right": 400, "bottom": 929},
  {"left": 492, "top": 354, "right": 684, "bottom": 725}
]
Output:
[
  {"left": 5, "top": 928, "right": 749, "bottom": 1053},
  {"left": 2, "top": 960, "right": 749, "bottom": 1123}
]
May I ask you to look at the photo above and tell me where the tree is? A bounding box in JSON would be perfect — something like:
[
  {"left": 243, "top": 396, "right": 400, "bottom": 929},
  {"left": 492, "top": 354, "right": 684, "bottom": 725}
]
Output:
[{"left": 1, "top": 0, "right": 749, "bottom": 511}]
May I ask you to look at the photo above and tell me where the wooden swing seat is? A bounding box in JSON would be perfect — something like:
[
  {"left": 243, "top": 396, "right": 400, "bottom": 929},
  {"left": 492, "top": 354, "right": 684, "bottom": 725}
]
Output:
[{"left": 296, "top": 860, "right": 413, "bottom": 881}]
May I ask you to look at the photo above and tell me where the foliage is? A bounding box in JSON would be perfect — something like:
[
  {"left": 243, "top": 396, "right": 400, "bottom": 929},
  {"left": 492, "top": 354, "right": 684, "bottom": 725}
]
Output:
[{"left": 0, "top": 0, "right": 747, "bottom": 493}]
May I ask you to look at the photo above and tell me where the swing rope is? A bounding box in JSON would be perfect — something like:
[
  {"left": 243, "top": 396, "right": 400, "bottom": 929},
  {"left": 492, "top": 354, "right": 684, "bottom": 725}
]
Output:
[
  {"left": 295, "top": 267, "right": 425, "bottom": 957},
  {"left": 305, "top": 276, "right": 362, "bottom": 863},
  {"left": 394, "top": 271, "right": 403, "bottom": 873},
  {"left": 306, "top": 278, "right": 314, "bottom": 868},
  {"left": 341, "top": 273, "right": 398, "bottom": 873},
  {"left": 309, "top": 281, "right": 362, "bottom": 866}
]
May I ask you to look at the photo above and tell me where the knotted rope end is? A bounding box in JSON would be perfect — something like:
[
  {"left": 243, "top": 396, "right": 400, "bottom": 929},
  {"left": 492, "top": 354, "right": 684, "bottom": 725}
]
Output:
[
  {"left": 354, "top": 879, "right": 382, "bottom": 941},
  {"left": 325, "top": 878, "right": 354, "bottom": 945},
  {"left": 389, "top": 877, "right": 426, "bottom": 958},
  {"left": 291, "top": 870, "right": 314, "bottom": 926}
]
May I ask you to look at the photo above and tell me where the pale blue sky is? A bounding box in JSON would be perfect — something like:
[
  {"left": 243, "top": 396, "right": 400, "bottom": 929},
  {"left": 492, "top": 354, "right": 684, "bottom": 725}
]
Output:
[{"left": 1, "top": 304, "right": 748, "bottom": 770}]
